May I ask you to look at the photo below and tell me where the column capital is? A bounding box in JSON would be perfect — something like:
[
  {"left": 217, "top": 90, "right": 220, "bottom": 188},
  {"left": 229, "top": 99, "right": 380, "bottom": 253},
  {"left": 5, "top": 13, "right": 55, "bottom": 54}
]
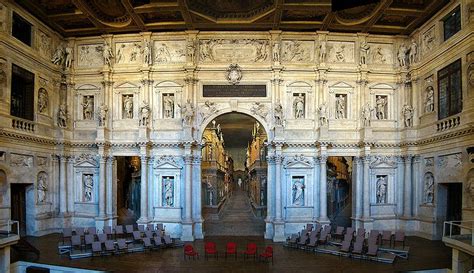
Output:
[
  {"left": 184, "top": 154, "right": 193, "bottom": 164},
  {"left": 403, "top": 154, "right": 414, "bottom": 163},
  {"left": 319, "top": 155, "right": 328, "bottom": 163},
  {"left": 275, "top": 155, "right": 284, "bottom": 164},
  {"left": 363, "top": 155, "right": 372, "bottom": 163},
  {"left": 192, "top": 156, "right": 202, "bottom": 164}
]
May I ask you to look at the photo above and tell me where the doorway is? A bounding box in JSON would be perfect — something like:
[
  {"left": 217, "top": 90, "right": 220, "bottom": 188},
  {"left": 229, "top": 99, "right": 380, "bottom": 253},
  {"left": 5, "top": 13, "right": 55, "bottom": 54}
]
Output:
[
  {"left": 437, "top": 182, "right": 463, "bottom": 236},
  {"left": 327, "top": 156, "right": 353, "bottom": 227},
  {"left": 10, "top": 183, "right": 30, "bottom": 236},
  {"left": 116, "top": 156, "right": 141, "bottom": 225}
]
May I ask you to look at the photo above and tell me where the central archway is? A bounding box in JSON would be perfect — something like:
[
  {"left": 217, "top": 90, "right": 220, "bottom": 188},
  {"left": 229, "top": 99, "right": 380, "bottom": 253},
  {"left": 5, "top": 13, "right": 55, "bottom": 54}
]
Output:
[{"left": 199, "top": 112, "right": 268, "bottom": 236}]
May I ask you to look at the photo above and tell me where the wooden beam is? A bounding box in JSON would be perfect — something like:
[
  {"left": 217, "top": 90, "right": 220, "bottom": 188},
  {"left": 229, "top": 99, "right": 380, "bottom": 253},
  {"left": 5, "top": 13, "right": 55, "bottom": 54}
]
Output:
[
  {"left": 177, "top": 0, "right": 194, "bottom": 30},
  {"left": 272, "top": 0, "right": 284, "bottom": 30},
  {"left": 133, "top": 2, "right": 180, "bottom": 13},
  {"left": 362, "top": 0, "right": 393, "bottom": 33},
  {"left": 403, "top": 0, "right": 446, "bottom": 35},
  {"left": 321, "top": 12, "right": 335, "bottom": 31},
  {"left": 121, "top": 0, "right": 146, "bottom": 31},
  {"left": 71, "top": 0, "right": 109, "bottom": 35},
  {"left": 15, "top": 0, "right": 66, "bottom": 35}
]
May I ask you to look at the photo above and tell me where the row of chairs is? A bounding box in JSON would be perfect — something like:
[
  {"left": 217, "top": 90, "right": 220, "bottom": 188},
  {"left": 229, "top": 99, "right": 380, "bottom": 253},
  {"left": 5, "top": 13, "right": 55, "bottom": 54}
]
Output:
[
  {"left": 184, "top": 243, "right": 274, "bottom": 264},
  {"left": 91, "top": 239, "right": 130, "bottom": 256},
  {"left": 332, "top": 226, "right": 406, "bottom": 248}
]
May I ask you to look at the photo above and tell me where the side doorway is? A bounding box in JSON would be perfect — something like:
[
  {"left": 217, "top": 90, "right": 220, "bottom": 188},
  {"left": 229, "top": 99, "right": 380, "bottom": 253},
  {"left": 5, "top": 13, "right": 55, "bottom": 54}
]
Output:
[{"left": 10, "top": 183, "right": 30, "bottom": 236}]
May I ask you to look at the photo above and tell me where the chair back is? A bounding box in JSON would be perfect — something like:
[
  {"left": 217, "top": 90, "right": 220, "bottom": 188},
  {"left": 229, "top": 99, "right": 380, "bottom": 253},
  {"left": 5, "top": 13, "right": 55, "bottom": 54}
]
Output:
[
  {"left": 63, "top": 228, "right": 72, "bottom": 237},
  {"left": 75, "top": 228, "right": 85, "bottom": 236},
  {"left": 145, "top": 230, "right": 153, "bottom": 238},
  {"left": 382, "top": 230, "right": 392, "bottom": 240},
  {"left": 98, "top": 233, "right": 107, "bottom": 243},
  {"left": 104, "top": 226, "right": 112, "bottom": 234},
  {"left": 143, "top": 237, "right": 152, "bottom": 247},
  {"left": 369, "top": 230, "right": 379, "bottom": 238},
  {"left": 205, "top": 242, "right": 216, "bottom": 251},
  {"left": 163, "top": 235, "right": 172, "bottom": 244},
  {"left": 71, "top": 235, "right": 81, "bottom": 246},
  {"left": 343, "top": 233, "right": 353, "bottom": 242},
  {"left": 264, "top": 246, "right": 273, "bottom": 255},
  {"left": 335, "top": 226, "right": 344, "bottom": 235},
  {"left": 353, "top": 241, "right": 363, "bottom": 254},
  {"left": 395, "top": 231, "right": 405, "bottom": 241},
  {"left": 117, "top": 239, "right": 127, "bottom": 249},
  {"left": 346, "top": 227, "right": 354, "bottom": 236},
  {"left": 355, "top": 234, "right": 364, "bottom": 245},
  {"left": 147, "top": 224, "right": 155, "bottom": 231},
  {"left": 154, "top": 236, "right": 163, "bottom": 246},
  {"left": 341, "top": 240, "right": 351, "bottom": 251},
  {"left": 357, "top": 228, "right": 365, "bottom": 237},
  {"left": 138, "top": 225, "right": 145, "bottom": 232},
  {"left": 85, "top": 234, "right": 94, "bottom": 245},
  {"left": 105, "top": 240, "right": 115, "bottom": 251},
  {"left": 133, "top": 231, "right": 141, "bottom": 240},
  {"left": 87, "top": 227, "right": 97, "bottom": 235},
  {"left": 306, "top": 223, "right": 313, "bottom": 231},
  {"left": 184, "top": 244, "right": 194, "bottom": 253},
  {"left": 226, "top": 242, "right": 237, "bottom": 252},
  {"left": 125, "top": 225, "right": 134, "bottom": 234},
  {"left": 115, "top": 225, "right": 124, "bottom": 234},
  {"left": 246, "top": 243, "right": 257, "bottom": 253},
  {"left": 92, "top": 241, "right": 102, "bottom": 252},
  {"left": 367, "top": 244, "right": 378, "bottom": 255}
]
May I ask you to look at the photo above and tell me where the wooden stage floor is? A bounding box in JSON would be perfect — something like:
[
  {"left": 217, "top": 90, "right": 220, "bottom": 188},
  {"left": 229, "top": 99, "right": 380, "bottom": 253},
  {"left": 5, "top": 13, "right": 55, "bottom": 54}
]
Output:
[{"left": 23, "top": 234, "right": 451, "bottom": 273}]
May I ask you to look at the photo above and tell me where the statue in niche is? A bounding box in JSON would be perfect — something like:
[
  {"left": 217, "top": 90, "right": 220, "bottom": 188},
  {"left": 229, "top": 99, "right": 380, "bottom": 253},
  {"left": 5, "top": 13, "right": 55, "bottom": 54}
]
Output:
[
  {"left": 81, "top": 96, "right": 94, "bottom": 120},
  {"left": 187, "top": 39, "right": 196, "bottom": 63},
  {"left": 200, "top": 39, "right": 215, "bottom": 62},
  {"left": 37, "top": 172, "right": 47, "bottom": 203},
  {"left": 162, "top": 177, "right": 174, "bottom": 207},
  {"left": 130, "top": 43, "right": 140, "bottom": 62},
  {"left": 116, "top": 44, "right": 126, "bottom": 63},
  {"left": 179, "top": 99, "right": 194, "bottom": 126},
  {"left": 123, "top": 95, "right": 133, "bottom": 119},
  {"left": 57, "top": 104, "right": 68, "bottom": 128},
  {"left": 335, "top": 94, "right": 345, "bottom": 119},
  {"left": 425, "top": 86, "right": 434, "bottom": 113},
  {"left": 155, "top": 43, "right": 171, "bottom": 63},
  {"left": 101, "top": 42, "right": 114, "bottom": 66},
  {"left": 37, "top": 88, "right": 48, "bottom": 114},
  {"left": 293, "top": 93, "right": 305, "bottom": 119},
  {"left": 376, "top": 176, "right": 387, "bottom": 204},
  {"left": 273, "top": 102, "right": 284, "bottom": 127},
  {"left": 143, "top": 41, "right": 152, "bottom": 65},
  {"left": 64, "top": 47, "right": 73, "bottom": 69},
  {"left": 424, "top": 172, "right": 434, "bottom": 204},
  {"left": 373, "top": 46, "right": 386, "bottom": 64},
  {"left": 397, "top": 44, "right": 408, "bottom": 67},
  {"left": 359, "top": 42, "right": 370, "bottom": 65},
  {"left": 163, "top": 94, "right": 174, "bottom": 118},
  {"left": 319, "top": 41, "right": 327, "bottom": 63},
  {"left": 318, "top": 102, "right": 328, "bottom": 126},
  {"left": 409, "top": 40, "right": 418, "bottom": 65},
  {"left": 335, "top": 45, "right": 345, "bottom": 62},
  {"left": 292, "top": 177, "right": 305, "bottom": 206},
  {"left": 375, "top": 95, "right": 387, "bottom": 120},
  {"left": 207, "top": 180, "right": 214, "bottom": 206},
  {"left": 51, "top": 44, "right": 64, "bottom": 66},
  {"left": 98, "top": 103, "right": 108, "bottom": 127},
  {"left": 272, "top": 42, "right": 280, "bottom": 62},
  {"left": 83, "top": 174, "right": 93, "bottom": 202},
  {"left": 361, "top": 103, "right": 373, "bottom": 127},
  {"left": 402, "top": 104, "right": 414, "bottom": 127},
  {"left": 0, "top": 58, "right": 6, "bottom": 88},
  {"left": 139, "top": 101, "right": 150, "bottom": 126}
]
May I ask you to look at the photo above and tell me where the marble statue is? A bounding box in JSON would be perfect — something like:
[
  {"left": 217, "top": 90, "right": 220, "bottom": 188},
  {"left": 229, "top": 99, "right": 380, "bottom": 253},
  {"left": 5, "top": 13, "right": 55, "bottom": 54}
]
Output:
[
  {"left": 293, "top": 93, "right": 305, "bottom": 119},
  {"left": 375, "top": 95, "right": 387, "bottom": 120},
  {"left": 37, "top": 88, "right": 48, "bottom": 114},
  {"left": 425, "top": 86, "right": 434, "bottom": 113},
  {"left": 37, "top": 172, "right": 47, "bottom": 203},
  {"left": 81, "top": 96, "right": 94, "bottom": 120},
  {"left": 180, "top": 99, "right": 194, "bottom": 126},
  {"left": 155, "top": 43, "right": 171, "bottom": 63},
  {"left": 292, "top": 177, "right": 305, "bottom": 206},
  {"left": 51, "top": 44, "right": 64, "bottom": 66},
  {"left": 123, "top": 95, "right": 133, "bottom": 119},
  {"left": 163, "top": 177, "right": 174, "bottom": 206},
  {"left": 187, "top": 39, "right": 196, "bottom": 63},
  {"left": 398, "top": 44, "right": 408, "bottom": 67},
  {"left": 376, "top": 176, "right": 387, "bottom": 204},
  {"left": 272, "top": 42, "right": 280, "bottom": 62},
  {"left": 360, "top": 41, "right": 370, "bottom": 65},
  {"left": 319, "top": 41, "right": 327, "bottom": 63},
  {"left": 402, "top": 104, "right": 414, "bottom": 127},
  {"left": 57, "top": 104, "right": 67, "bottom": 128},
  {"left": 139, "top": 101, "right": 150, "bottom": 126},
  {"left": 130, "top": 43, "right": 140, "bottom": 62},
  {"left": 273, "top": 102, "right": 284, "bottom": 126},
  {"left": 102, "top": 42, "right": 114, "bottom": 66},
  {"left": 143, "top": 41, "right": 152, "bottom": 65},
  {"left": 318, "top": 102, "right": 328, "bottom": 126},
  {"left": 83, "top": 174, "right": 93, "bottom": 202},
  {"left": 163, "top": 94, "right": 174, "bottom": 118},
  {"left": 98, "top": 103, "right": 108, "bottom": 127},
  {"left": 116, "top": 44, "right": 125, "bottom": 63},
  {"left": 335, "top": 94, "right": 345, "bottom": 119},
  {"left": 335, "top": 45, "right": 345, "bottom": 62},
  {"left": 361, "top": 103, "right": 373, "bottom": 127},
  {"left": 373, "top": 46, "right": 385, "bottom": 64},
  {"left": 64, "top": 47, "right": 73, "bottom": 69},
  {"left": 207, "top": 180, "right": 214, "bottom": 206},
  {"left": 424, "top": 172, "right": 434, "bottom": 204},
  {"left": 409, "top": 40, "right": 418, "bottom": 65}
]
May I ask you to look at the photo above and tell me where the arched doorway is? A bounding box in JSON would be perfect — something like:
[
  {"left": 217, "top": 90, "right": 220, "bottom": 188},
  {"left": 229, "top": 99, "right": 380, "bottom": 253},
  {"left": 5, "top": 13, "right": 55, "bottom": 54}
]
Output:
[{"left": 200, "top": 112, "right": 268, "bottom": 236}]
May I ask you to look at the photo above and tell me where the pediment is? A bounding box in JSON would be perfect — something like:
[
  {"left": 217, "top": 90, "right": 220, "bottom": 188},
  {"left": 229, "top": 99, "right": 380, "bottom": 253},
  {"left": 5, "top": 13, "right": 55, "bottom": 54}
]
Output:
[
  {"left": 153, "top": 156, "right": 183, "bottom": 169},
  {"left": 287, "top": 81, "right": 312, "bottom": 88},
  {"left": 369, "top": 83, "right": 394, "bottom": 90},
  {"left": 74, "top": 154, "right": 98, "bottom": 167},
  {"left": 115, "top": 82, "right": 139, "bottom": 89},
  {"left": 155, "top": 81, "right": 182, "bottom": 88},
  {"left": 284, "top": 155, "right": 313, "bottom": 168},
  {"left": 76, "top": 84, "right": 100, "bottom": 91},
  {"left": 330, "top": 81, "right": 353, "bottom": 89}
]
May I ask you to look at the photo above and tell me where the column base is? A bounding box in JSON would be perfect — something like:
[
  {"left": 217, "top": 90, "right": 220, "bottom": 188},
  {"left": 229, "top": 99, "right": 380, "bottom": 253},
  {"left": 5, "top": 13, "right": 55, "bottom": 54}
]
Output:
[
  {"left": 193, "top": 220, "right": 204, "bottom": 240},
  {"left": 317, "top": 217, "right": 330, "bottom": 225},
  {"left": 95, "top": 216, "right": 109, "bottom": 229},
  {"left": 137, "top": 217, "right": 149, "bottom": 225},
  {"left": 181, "top": 222, "right": 195, "bottom": 241},
  {"left": 0, "top": 246, "right": 11, "bottom": 273},
  {"left": 273, "top": 220, "right": 286, "bottom": 242},
  {"left": 264, "top": 218, "right": 274, "bottom": 240},
  {"left": 354, "top": 217, "right": 374, "bottom": 230}
]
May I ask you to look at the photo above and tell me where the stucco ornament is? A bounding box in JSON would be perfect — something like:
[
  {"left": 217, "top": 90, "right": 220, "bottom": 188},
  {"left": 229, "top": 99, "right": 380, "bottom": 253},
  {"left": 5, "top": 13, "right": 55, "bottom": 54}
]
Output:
[{"left": 226, "top": 64, "right": 242, "bottom": 85}]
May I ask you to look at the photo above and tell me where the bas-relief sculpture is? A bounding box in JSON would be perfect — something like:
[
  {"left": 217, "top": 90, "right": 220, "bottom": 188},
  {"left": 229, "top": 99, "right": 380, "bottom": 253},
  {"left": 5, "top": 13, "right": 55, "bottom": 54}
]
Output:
[
  {"left": 78, "top": 44, "right": 104, "bottom": 67},
  {"left": 199, "top": 39, "right": 269, "bottom": 63},
  {"left": 273, "top": 102, "right": 284, "bottom": 127},
  {"left": 163, "top": 94, "right": 175, "bottom": 118},
  {"left": 292, "top": 177, "right": 305, "bottom": 206},
  {"left": 402, "top": 104, "right": 414, "bottom": 127},
  {"left": 281, "top": 40, "right": 312, "bottom": 62},
  {"left": 37, "top": 88, "right": 48, "bottom": 114},
  {"left": 37, "top": 172, "right": 47, "bottom": 203},
  {"left": 376, "top": 175, "right": 388, "bottom": 204},
  {"left": 57, "top": 104, "right": 68, "bottom": 128},
  {"left": 328, "top": 41, "right": 354, "bottom": 63},
  {"left": 226, "top": 64, "right": 242, "bottom": 85},
  {"left": 199, "top": 100, "right": 217, "bottom": 122},
  {"left": 81, "top": 96, "right": 94, "bottom": 120},
  {"left": 162, "top": 176, "right": 174, "bottom": 207},
  {"left": 425, "top": 86, "right": 434, "bottom": 113},
  {"left": 179, "top": 99, "right": 194, "bottom": 126},
  {"left": 123, "top": 95, "right": 134, "bottom": 119},
  {"left": 154, "top": 41, "right": 186, "bottom": 64},
  {"left": 98, "top": 103, "right": 108, "bottom": 126},
  {"left": 116, "top": 42, "right": 142, "bottom": 64},
  {"left": 38, "top": 32, "right": 51, "bottom": 60},
  {"left": 335, "top": 94, "right": 346, "bottom": 119},
  {"left": 359, "top": 41, "right": 370, "bottom": 65},
  {"left": 10, "top": 154, "right": 33, "bottom": 167},
  {"left": 250, "top": 102, "right": 268, "bottom": 121},
  {"left": 139, "top": 101, "right": 151, "bottom": 126},
  {"left": 83, "top": 174, "right": 93, "bottom": 202},
  {"left": 293, "top": 93, "right": 305, "bottom": 119},
  {"left": 422, "top": 26, "right": 436, "bottom": 55},
  {"left": 318, "top": 102, "right": 328, "bottom": 126},
  {"left": 424, "top": 172, "right": 434, "bottom": 204},
  {"left": 375, "top": 95, "right": 387, "bottom": 120}
]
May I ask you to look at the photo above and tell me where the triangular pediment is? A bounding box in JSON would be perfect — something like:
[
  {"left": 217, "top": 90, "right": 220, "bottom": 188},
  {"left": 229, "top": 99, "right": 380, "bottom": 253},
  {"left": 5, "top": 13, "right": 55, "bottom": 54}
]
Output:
[
  {"left": 284, "top": 155, "right": 313, "bottom": 168},
  {"left": 153, "top": 156, "right": 183, "bottom": 169},
  {"left": 74, "top": 154, "right": 98, "bottom": 167},
  {"left": 77, "top": 84, "right": 100, "bottom": 91},
  {"left": 330, "top": 81, "right": 353, "bottom": 89},
  {"left": 115, "top": 81, "right": 139, "bottom": 89},
  {"left": 369, "top": 83, "right": 394, "bottom": 90}
]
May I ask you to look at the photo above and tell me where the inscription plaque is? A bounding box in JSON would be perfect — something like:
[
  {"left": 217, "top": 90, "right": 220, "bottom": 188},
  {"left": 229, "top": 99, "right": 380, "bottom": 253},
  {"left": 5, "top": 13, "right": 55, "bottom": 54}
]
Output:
[{"left": 203, "top": 85, "right": 266, "bottom": 97}]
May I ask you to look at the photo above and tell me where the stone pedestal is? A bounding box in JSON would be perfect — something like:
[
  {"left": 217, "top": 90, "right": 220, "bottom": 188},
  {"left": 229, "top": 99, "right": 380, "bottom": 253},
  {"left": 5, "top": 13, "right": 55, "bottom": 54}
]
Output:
[
  {"left": 95, "top": 216, "right": 108, "bottom": 230},
  {"left": 181, "top": 222, "right": 194, "bottom": 241},
  {"left": 193, "top": 220, "right": 204, "bottom": 239},
  {"left": 264, "top": 219, "right": 274, "bottom": 239},
  {"left": 273, "top": 221, "right": 286, "bottom": 242},
  {"left": 0, "top": 246, "right": 10, "bottom": 273},
  {"left": 138, "top": 125, "right": 149, "bottom": 139},
  {"left": 96, "top": 126, "right": 109, "bottom": 140},
  {"left": 360, "top": 127, "right": 373, "bottom": 140},
  {"left": 319, "top": 125, "right": 329, "bottom": 140}
]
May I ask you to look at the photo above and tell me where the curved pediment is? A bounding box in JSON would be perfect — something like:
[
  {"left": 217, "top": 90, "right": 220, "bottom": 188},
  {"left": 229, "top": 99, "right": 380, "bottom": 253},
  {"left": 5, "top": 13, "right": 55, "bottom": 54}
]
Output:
[
  {"left": 76, "top": 84, "right": 100, "bottom": 91},
  {"left": 284, "top": 154, "right": 313, "bottom": 168},
  {"left": 153, "top": 155, "right": 183, "bottom": 169},
  {"left": 369, "top": 83, "right": 395, "bottom": 90},
  {"left": 155, "top": 81, "right": 183, "bottom": 88},
  {"left": 74, "top": 154, "right": 98, "bottom": 167},
  {"left": 330, "top": 81, "right": 353, "bottom": 89}
]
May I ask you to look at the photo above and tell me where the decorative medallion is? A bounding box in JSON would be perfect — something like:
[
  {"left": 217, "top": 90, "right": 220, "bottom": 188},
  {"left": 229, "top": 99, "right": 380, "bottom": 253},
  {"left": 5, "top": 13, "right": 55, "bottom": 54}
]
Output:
[{"left": 226, "top": 64, "right": 242, "bottom": 85}]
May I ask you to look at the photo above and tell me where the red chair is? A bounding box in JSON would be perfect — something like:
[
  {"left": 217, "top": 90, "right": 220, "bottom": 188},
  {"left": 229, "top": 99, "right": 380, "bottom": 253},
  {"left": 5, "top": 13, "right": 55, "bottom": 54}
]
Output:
[
  {"left": 242, "top": 243, "right": 257, "bottom": 260},
  {"left": 184, "top": 244, "right": 199, "bottom": 260},
  {"left": 204, "top": 242, "right": 218, "bottom": 260},
  {"left": 259, "top": 246, "right": 273, "bottom": 264},
  {"left": 225, "top": 242, "right": 237, "bottom": 260}
]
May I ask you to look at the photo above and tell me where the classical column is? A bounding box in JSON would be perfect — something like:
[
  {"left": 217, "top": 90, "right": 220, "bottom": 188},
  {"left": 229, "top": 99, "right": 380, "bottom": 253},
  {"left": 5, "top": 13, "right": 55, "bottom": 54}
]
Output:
[
  {"left": 106, "top": 156, "right": 114, "bottom": 217},
  {"left": 274, "top": 154, "right": 283, "bottom": 221},
  {"left": 51, "top": 155, "right": 59, "bottom": 214},
  {"left": 319, "top": 155, "right": 328, "bottom": 222},
  {"left": 59, "top": 155, "right": 67, "bottom": 214},
  {"left": 192, "top": 154, "right": 203, "bottom": 239},
  {"left": 413, "top": 155, "right": 421, "bottom": 218},
  {"left": 397, "top": 156, "right": 405, "bottom": 216},
  {"left": 184, "top": 155, "right": 193, "bottom": 222},
  {"left": 353, "top": 157, "right": 363, "bottom": 219},
  {"left": 313, "top": 157, "right": 320, "bottom": 221},
  {"left": 67, "top": 156, "right": 75, "bottom": 213},
  {"left": 362, "top": 155, "right": 371, "bottom": 219},
  {"left": 140, "top": 156, "right": 148, "bottom": 221},
  {"left": 98, "top": 156, "right": 107, "bottom": 218},
  {"left": 404, "top": 155, "right": 413, "bottom": 218},
  {"left": 147, "top": 157, "right": 154, "bottom": 220}
]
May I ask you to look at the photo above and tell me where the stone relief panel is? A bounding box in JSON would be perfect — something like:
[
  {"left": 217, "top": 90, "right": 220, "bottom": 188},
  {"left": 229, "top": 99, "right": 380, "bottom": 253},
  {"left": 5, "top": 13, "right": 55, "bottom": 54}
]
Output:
[
  {"left": 37, "top": 31, "right": 52, "bottom": 60},
  {"left": 77, "top": 44, "right": 104, "bottom": 67},
  {"left": 10, "top": 153, "right": 33, "bottom": 167},
  {"left": 115, "top": 42, "right": 142, "bottom": 64},
  {"left": 327, "top": 41, "right": 355, "bottom": 63},
  {"left": 0, "top": 3, "right": 6, "bottom": 32},
  {"left": 424, "top": 157, "right": 434, "bottom": 167},
  {"left": 37, "top": 88, "right": 49, "bottom": 115},
  {"left": 199, "top": 39, "right": 270, "bottom": 63},
  {"left": 37, "top": 156, "right": 48, "bottom": 168},
  {"left": 423, "top": 172, "right": 434, "bottom": 205},
  {"left": 154, "top": 40, "right": 186, "bottom": 64},
  {"left": 368, "top": 43, "right": 393, "bottom": 65},
  {"left": 281, "top": 40, "right": 314, "bottom": 63},
  {"left": 422, "top": 26, "right": 436, "bottom": 56},
  {"left": 437, "top": 153, "right": 463, "bottom": 182}
]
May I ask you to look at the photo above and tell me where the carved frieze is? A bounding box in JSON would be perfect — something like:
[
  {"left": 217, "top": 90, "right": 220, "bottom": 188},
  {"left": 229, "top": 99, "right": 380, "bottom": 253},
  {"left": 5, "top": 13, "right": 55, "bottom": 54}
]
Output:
[
  {"left": 115, "top": 42, "right": 142, "bottom": 64},
  {"left": 437, "top": 153, "right": 462, "bottom": 169},
  {"left": 10, "top": 153, "right": 33, "bottom": 167},
  {"left": 199, "top": 39, "right": 269, "bottom": 63},
  {"left": 154, "top": 40, "right": 186, "bottom": 64},
  {"left": 77, "top": 44, "right": 104, "bottom": 67},
  {"left": 38, "top": 31, "right": 52, "bottom": 59},
  {"left": 370, "top": 155, "right": 397, "bottom": 167},
  {"left": 327, "top": 41, "right": 355, "bottom": 63},
  {"left": 368, "top": 43, "right": 393, "bottom": 65},
  {"left": 281, "top": 40, "right": 313, "bottom": 62},
  {"left": 422, "top": 26, "right": 436, "bottom": 55}
]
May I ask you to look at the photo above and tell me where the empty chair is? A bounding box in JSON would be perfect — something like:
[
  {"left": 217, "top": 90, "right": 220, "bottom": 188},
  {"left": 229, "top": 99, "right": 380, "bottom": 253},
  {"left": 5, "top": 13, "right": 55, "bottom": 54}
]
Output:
[
  {"left": 92, "top": 241, "right": 103, "bottom": 257},
  {"left": 225, "top": 242, "right": 237, "bottom": 260},
  {"left": 297, "top": 232, "right": 309, "bottom": 247},
  {"left": 145, "top": 230, "right": 153, "bottom": 238},
  {"left": 104, "top": 240, "right": 116, "bottom": 255},
  {"left": 71, "top": 235, "right": 82, "bottom": 252},
  {"left": 117, "top": 239, "right": 128, "bottom": 254},
  {"left": 345, "top": 227, "right": 355, "bottom": 237},
  {"left": 305, "top": 231, "right": 318, "bottom": 250},
  {"left": 318, "top": 228, "right": 330, "bottom": 245},
  {"left": 132, "top": 231, "right": 142, "bottom": 242},
  {"left": 163, "top": 235, "right": 173, "bottom": 246},
  {"left": 369, "top": 230, "right": 380, "bottom": 244},
  {"left": 97, "top": 233, "right": 107, "bottom": 243},
  {"left": 352, "top": 241, "right": 364, "bottom": 256},
  {"left": 74, "top": 228, "right": 85, "bottom": 237},
  {"left": 115, "top": 225, "right": 124, "bottom": 239},
  {"left": 84, "top": 234, "right": 94, "bottom": 250},
  {"left": 153, "top": 236, "right": 163, "bottom": 249},
  {"left": 87, "top": 227, "right": 97, "bottom": 235},
  {"left": 343, "top": 232, "right": 353, "bottom": 243},
  {"left": 103, "top": 226, "right": 113, "bottom": 239},
  {"left": 357, "top": 228, "right": 366, "bottom": 238},
  {"left": 125, "top": 225, "right": 134, "bottom": 237},
  {"left": 138, "top": 225, "right": 145, "bottom": 232},
  {"left": 142, "top": 237, "right": 153, "bottom": 251},
  {"left": 354, "top": 234, "right": 365, "bottom": 245},
  {"left": 184, "top": 244, "right": 199, "bottom": 260},
  {"left": 62, "top": 228, "right": 73, "bottom": 244},
  {"left": 366, "top": 244, "right": 378, "bottom": 258},
  {"left": 382, "top": 231, "right": 393, "bottom": 246},
  {"left": 306, "top": 223, "right": 314, "bottom": 232},
  {"left": 146, "top": 224, "right": 155, "bottom": 231},
  {"left": 367, "top": 235, "right": 378, "bottom": 247},
  {"left": 339, "top": 239, "right": 351, "bottom": 255},
  {"left": 204, "top": 242, "right": 218, "bottom": 260},
  {"left": 394, "top": 231, "right": 406, "bottom": 248},
  {"left": 259, "top": 246, "right": 273, "bottom": 264},
  {"left": 242, "top": 243, "right": 257, "bottom": 260},
  {"left": 333, "top": 226, "right": 344, "bottom": 241}
]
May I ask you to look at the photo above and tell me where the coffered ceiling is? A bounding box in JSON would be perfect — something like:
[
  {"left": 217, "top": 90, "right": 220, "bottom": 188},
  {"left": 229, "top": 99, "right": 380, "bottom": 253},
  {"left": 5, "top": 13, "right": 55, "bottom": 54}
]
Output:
[{"left": 15, "top": 0, "right": 450, "bottom": 37}]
